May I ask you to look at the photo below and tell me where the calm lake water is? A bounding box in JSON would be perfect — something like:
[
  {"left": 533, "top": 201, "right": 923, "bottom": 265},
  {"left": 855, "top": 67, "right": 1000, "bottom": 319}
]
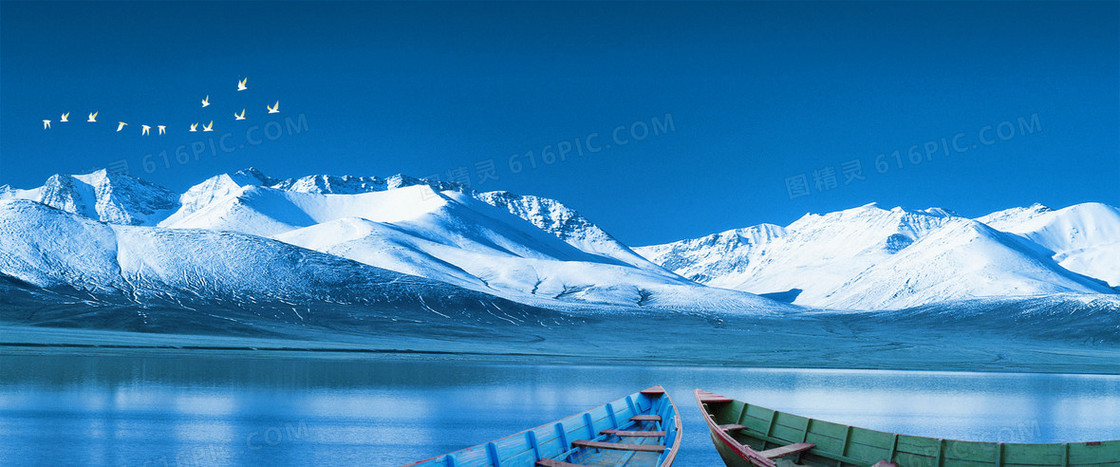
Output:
[{"left": 0, "top": 353, "right": 1119, "bottom": 466}]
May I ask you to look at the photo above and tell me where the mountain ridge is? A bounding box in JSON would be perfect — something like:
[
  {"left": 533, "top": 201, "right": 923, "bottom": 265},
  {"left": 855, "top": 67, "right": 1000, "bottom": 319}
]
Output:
[
  {"left": 636, "top": 202, "right": 1119, "bottom": 310},
  {"left": 2, "top": 169, "right": 1116, "bottom": 315}
]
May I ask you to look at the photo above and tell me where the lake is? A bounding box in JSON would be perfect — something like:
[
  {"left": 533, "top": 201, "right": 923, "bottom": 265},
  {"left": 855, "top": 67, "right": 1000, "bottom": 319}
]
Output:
[{"left": 0, "top": 352, "right": 1118, "bottom": 466}]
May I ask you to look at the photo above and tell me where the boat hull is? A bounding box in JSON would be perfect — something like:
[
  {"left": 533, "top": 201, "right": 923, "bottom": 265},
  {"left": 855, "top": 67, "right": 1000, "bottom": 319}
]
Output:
[
  {"left": 695, "top": 389, "right": 1120, "bottom": 467},
  {"left": 406, "top": 386, "right": 682, "bottom": 467}
]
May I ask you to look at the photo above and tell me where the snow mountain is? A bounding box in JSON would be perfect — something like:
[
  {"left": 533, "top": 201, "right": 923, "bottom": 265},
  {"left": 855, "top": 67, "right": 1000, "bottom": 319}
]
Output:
[
  {"left": 0, "top": 169, "right": 786, "bottom": 316},
  {"left": 0, "top": 169, "right": 178, "bottom": 225},
  {"left": 2, "top": 168, "right": 1115, "bottom": 319},
  {"left": 0, "top": 198, "right": 572, "bottom": 334},
  {"left": 636, "top": 203, "right": 1118, "bottom": 310},
  {"left": 155, "top": 171, "right": 778, "bottom": 313},
  {"left": 980, "top": 202, "right": 1120, "bottom": 288}
]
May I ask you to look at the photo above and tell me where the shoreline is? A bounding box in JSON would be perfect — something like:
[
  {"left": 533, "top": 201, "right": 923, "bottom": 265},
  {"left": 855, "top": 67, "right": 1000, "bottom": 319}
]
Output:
[
  {"left": 3, "top": 323, "right": 1119, "bottom": 375},
  {"left": 3, "top": 341, "right": 1119, "bottom": 376}
]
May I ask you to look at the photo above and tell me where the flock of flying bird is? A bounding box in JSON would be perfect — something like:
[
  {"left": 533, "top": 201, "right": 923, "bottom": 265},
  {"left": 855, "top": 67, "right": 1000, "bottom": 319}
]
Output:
[{"left": 42, "top": 77, "right": 280, "bottom": 134}]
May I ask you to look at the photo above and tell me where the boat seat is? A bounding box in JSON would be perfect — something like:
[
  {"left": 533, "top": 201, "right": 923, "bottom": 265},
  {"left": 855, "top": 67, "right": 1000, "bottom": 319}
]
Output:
[
  {"left": 696, "top": 390, "right": 734, "bottom": 403},
  {"left": 758, "top": 442, "right": 815, "bottom": 459},
  {"left": 600, "top": 429, "right": 666, "bottom": 437},
  {"left": 718, "top": 423, "right": 746, "bottom": 432},
  {"left": 629, "top": 415, "right": 661, "bottom": 422},
  {"left": 571, "top": 440, "right": 666, "bottom": 453},
  {"left": 535, "top": 459, "right": 581, "bottom": 467}
]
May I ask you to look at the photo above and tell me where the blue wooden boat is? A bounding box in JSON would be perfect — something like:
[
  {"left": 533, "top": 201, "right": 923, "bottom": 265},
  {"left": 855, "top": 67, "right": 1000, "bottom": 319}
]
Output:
[{"left": 405, "top": 386, "right": 682, "bottom": 467}]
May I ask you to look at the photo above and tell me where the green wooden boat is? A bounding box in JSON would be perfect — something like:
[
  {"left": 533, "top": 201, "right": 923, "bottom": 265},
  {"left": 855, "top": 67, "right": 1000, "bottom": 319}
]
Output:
[
  {"left": 695, "top": 389, "right": 1120, "bottom": 467},
  {"left": 405, "top": 386, "right": 682, "bottom": 467}
]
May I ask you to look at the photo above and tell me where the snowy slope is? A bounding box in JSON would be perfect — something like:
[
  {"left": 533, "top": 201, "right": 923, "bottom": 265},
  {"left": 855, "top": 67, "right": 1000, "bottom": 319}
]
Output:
[
  {"left": 980, "top": 203, "right": 1120, "bottom": 287},
  {"left": 810, "top": 219, "right": 1113, "bottom": 309},
  {"left": 270, "top": 172, "right": 670, "bottom": 274},
  {"left": 159, "top": 168, "right": 275, "bottom": 226},
  {"left": 157, "top": 169, "right": 657, "bottom": 272},
  {"left": 160, "top": 179, "right": 777, "bottom": 313},
  {"left": 7, "top": 167, "right": 1113, "bottom": 315},
  {"left": 637, "top": 203, "right": 1117, "bottom": 310},
  {"left": 634, "top": 224, "right": 786, "bottom": 284},
  {"left": 473, "top": 191, "right": 667, "bottom": 273},
  {"left": 638, "top": 204, "right": 956, "bottom": 297},
  {"left": 0, "top": 169, "right": 178, "bottom": 225},
  {"left": 161, "top": 184, "right": 452, "bottom": 237},
  {"left": 0, "top": 199, "right": 566, "bottom": 328}
]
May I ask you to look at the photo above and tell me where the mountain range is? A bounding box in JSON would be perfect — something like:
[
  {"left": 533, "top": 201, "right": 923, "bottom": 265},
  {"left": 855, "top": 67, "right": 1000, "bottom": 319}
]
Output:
[
  {"left": 636, "top": 202, "right": 1119, "bottom": 310},
  {"left": 1, "top": 169, "right": 1117, "bottom": 341}
]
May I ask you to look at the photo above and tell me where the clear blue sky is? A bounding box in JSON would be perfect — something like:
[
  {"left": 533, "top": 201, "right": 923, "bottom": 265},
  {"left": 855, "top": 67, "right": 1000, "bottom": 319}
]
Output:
[{"left": 1, "top": 1, "right": 1117, "bottom": 246}]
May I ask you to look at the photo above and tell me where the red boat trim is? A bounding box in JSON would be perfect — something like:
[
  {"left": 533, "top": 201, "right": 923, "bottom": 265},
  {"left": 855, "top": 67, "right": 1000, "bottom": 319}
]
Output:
[{"left": 693, "top": 389, "right": 779, "bottom": 467}]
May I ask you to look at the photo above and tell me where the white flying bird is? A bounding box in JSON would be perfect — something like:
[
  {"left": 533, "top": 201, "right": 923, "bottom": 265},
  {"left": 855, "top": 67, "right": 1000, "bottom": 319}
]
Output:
[
  {"left": 158, "top": 125, "right": 166, "bottom": 135},
  {"left": 116, "top": 122, "right": 129, "bottom": 132},
  {"left": 202, "top": 95, "right": 210, "bottom": 107},
  {"left": 87, "top": 112, "right": 98, "bottom": 122},
  {"left": 43, "top": 120, "right": 51, "bottom": 129},
  {"left": 267, "top": 101, "right": 280, "bottom": 114},
  {"left": 237, "top": 78, "right": 248, "bottom": 91},
  {"left": 60, "top": 112, "right": 70, "bottom": 123},
  {"left": 234, "top": 109, "right": 246, "bottom": 120},
  {"left": 141, "top": 125, "right": 151, "bottom": 136},
  {"left": 189, "top": 123, "right": 198, "bottom": 132},
  {"left": 202, "top": 121, "right": 214, "bottom": 132}
]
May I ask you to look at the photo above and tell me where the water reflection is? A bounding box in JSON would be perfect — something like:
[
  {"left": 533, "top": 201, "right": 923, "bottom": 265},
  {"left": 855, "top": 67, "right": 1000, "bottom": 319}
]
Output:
[{"left": 0, "top": 354, "right": 1118, "bottom": 466}]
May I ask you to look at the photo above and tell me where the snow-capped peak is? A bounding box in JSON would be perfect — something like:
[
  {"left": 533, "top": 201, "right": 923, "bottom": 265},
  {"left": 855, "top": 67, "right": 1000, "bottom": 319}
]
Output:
[
  {"left": 636, "top": 201, "right": 1118, "bottom": 310},
  {"left": 983, "top": 202, "right": 1120, "bottom": 287},
  {"left": 171, "top": 169, "right": 656, "bottom": 274},
  {"left": 977, "top": 202, "right": 1052, "bottom": 230},
  {"left": 272, "top": 174, "right": 389, "bottom": 194},
  {"left": 0, "top": 169, "right": 178, "bottom": 226},
  {"left": 230, "top": 167, "right": 277, "bottom": 186}
]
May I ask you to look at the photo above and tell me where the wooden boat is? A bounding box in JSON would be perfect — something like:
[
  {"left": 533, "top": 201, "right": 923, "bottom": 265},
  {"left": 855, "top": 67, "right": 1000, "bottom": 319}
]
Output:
[
  {"left": 405, "top": 386, "right": 682, "bottom": 467},
  {"left": 695, "top": 389, "right": 1120, "bottom": 467}
]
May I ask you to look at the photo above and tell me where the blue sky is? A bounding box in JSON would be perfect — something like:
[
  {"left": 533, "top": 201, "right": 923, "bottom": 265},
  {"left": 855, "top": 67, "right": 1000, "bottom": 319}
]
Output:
[{"left": 1, "top": 1, "right": 1117, "bottom": 245}]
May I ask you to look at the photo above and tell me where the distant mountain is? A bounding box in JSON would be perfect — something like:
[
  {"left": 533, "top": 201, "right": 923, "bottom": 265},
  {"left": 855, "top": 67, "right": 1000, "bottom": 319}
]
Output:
[
  {"left": 634, "top": 223, "right": 787, "bottom": 284},
  {"left": 157, "top": 172, "right": 776, "bottom": 313},
  {"left": 980, "top": 202, "right": 1120, "bottom": 288},
  {"left": 0, "top": 169, "right": 785, "bottom": 316},
  {"left": 0, "top": 199, "right": 572, "bottom": 334},
  {"left": 2, "top": 168, "right": 1115, "bottom": 321},
  {"left": 636, "top": 203, "right": 1118, "bottom": 310},
  {"left": 0, "top": 169, "right": 178, "bottom": 225}
]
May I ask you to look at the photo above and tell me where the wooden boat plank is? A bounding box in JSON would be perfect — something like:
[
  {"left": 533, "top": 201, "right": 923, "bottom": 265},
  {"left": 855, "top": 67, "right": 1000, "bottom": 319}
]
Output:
[
  {"left": 943, "top": 439, "right": 1000, "bottom": 461},
  {"left": 600, "top": 429, "right": 666, "bottom": 437},
  {"left": 700, "top": 396, "right": 734, "bottom": 403},
  {"left": 639, "top": 386, "right": 666, "bottom": 395},
  {"left": 695, "top": 389, "right": 1120, "bottom": 467},
  {"left": 406, "top": 387, "right": 680, "bottom": 466},
  {"left": 758, "top": 442, "right": 815, "bottom": 459},
  {"left": 1069, "top": 440, "right": 1120, "bottom": 463},
  {"left": 571, "top": 439, "right": 666, "bottom": 453},
  {"left": 1001, "top": 443, "right": 1067, "bottom": 464},
  {"left": 698, "top": 388, "right": 1120, "bottom": 467},
  {"left": 535, "top": 459, "right": 581, "bottom": 467},
  {"left": 743, "top": 405, "right": 775, "bottom": 434},
  {"left": 844, "top": 440, "right": 893, "bottom": 464}
]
